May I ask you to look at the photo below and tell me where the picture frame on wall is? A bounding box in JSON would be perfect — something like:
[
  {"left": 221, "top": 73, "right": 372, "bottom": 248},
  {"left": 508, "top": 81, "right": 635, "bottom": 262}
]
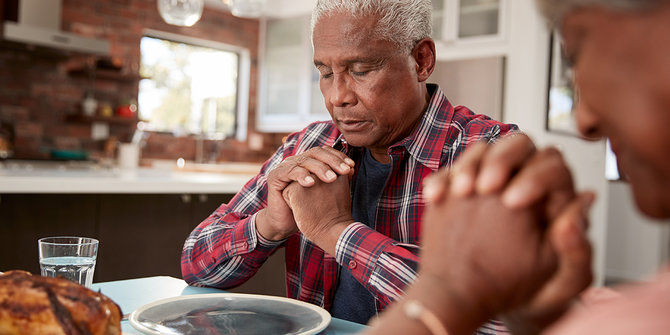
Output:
[
  {"left": 547, "top": 31, "right": 624, "bottom": 181},
  {"left": 546, "top": 30, "right": 578, "bottom": 135}
]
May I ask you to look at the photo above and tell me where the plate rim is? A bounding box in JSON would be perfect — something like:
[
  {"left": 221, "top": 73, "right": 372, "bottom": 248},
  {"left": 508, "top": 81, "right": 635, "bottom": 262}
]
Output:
[{"left": 128, "top": 292, "right": 332, "bottom": 335}]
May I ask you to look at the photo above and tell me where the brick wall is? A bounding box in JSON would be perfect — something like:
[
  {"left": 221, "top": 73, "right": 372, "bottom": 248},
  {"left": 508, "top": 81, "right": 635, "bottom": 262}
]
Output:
[{"left": 0, "top": 0, "right": 285, "bottom": 163}]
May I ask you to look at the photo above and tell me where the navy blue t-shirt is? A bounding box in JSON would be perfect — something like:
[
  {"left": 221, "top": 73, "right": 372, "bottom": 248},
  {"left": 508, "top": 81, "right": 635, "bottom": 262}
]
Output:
[{"left": 330, "top": 148, "right": 390, "bottom": 324}]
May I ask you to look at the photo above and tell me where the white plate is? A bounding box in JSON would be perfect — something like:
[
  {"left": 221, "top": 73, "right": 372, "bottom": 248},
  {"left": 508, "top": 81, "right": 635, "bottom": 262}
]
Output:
[{"left": 129, "top": 293, "right": 331, "bottom": 335}]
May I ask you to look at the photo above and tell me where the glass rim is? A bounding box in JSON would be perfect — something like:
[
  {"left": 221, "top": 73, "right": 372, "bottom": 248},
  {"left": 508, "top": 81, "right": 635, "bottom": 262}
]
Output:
[{"left": 38, "top": 236, "right": 99, "bottom": 246}]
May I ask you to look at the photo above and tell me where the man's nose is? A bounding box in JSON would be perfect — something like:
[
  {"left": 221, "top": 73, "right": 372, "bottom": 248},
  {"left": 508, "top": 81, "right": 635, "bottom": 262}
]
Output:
[{"left": 329, "top": 74, "right": 356, "bottom": 107}]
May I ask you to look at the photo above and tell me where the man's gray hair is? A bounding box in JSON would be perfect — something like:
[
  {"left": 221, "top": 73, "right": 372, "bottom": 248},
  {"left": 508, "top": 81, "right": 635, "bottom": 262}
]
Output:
[
  {"left": 536, "top": 0, "right": 660, "bottom": 28},
  {"left": 311, "top": 0, "right": 432, "bottom": 53}
]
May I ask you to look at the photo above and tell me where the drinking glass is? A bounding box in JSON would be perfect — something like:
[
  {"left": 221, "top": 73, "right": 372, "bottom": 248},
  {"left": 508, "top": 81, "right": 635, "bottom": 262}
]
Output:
[{"left": 38, "top": 237, "right": 99, "bottom": 288}]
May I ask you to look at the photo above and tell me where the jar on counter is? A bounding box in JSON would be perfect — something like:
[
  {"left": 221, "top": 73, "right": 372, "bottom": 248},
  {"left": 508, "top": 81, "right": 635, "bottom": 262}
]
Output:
[
  {"left": 100, "top": 103, "right": 114, "bottom": 118},
  {"left": 116, "top": 101, "right": 137, "bottom": 118},
  {"left": 82, "top": 93, "right": 98, "bottom": 117}
]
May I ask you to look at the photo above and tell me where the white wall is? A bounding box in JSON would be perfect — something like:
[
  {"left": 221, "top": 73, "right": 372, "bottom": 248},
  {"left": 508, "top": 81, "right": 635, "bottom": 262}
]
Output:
[
  {"left": 205, "top": 0, "right": 315, "bottom": 17},
  {"left": 264, "top": 0, "right": 314, "bottom": 17},
  {"left": 605, "top": 182, "right": 670, "bottom": 282},
  {"left": 429, "top": 57, "right": 504, "bottom": 121}
]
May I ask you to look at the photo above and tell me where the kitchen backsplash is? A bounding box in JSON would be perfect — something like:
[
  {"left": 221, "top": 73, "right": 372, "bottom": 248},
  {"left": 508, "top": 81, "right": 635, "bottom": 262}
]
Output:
[{"left": 0, "top": 0, "right": 284, "bottom": 164}]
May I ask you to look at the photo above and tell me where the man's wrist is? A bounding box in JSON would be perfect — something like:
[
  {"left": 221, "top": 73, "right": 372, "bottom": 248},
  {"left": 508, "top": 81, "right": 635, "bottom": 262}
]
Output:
[
  {"left": 308, "top": 220, "right": 354, "bottom": 256},
  {"left": 255, "top": 209, "right": 294, "bottom": 241}
]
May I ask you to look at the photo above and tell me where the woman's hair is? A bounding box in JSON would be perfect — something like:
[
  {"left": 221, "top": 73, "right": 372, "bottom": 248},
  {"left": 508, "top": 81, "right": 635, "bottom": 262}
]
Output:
[
  {"left": 311, "top": 0, "right": 432, "bottom": 53},
  {"left": 536, "top": 0, "right": 660, "bottom": 28}
]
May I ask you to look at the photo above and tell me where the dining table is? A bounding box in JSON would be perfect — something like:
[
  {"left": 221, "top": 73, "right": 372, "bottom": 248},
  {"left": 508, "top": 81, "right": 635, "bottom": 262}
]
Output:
[{"left": 91, "top": 276, "right": 368, "bottom": 335}]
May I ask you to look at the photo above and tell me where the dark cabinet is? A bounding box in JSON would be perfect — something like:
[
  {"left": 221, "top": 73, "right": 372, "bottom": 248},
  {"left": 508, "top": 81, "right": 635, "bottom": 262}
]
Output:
[
  {"left": 96, "top": 194, "right": 192, "bottom": 281},
  {"left": 0, "top": 194, "right": 97, "bottom": 275},
  {"left": 0, "top": 193, "right": 232, "bottom": 282},
  {"left": 0, "top": 193, "right": 286, "bottom": 296}
]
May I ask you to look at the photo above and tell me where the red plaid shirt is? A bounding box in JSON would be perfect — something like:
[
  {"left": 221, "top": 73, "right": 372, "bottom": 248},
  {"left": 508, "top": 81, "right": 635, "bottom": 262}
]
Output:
[{"left": 182, "top": 84, "right": 517, "bottom": 332}]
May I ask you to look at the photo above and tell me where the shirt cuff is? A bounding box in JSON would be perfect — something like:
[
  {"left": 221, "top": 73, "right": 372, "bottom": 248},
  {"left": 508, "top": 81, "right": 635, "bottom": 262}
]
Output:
[
  {"left": 334, "top": 222, "right": 372, "bottom": 264},
  {"left": 251, "top": 214, "right": 286, "bottom": 249}
]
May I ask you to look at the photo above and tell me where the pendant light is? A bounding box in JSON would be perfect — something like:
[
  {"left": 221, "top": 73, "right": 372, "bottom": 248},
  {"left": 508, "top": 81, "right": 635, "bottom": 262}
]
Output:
[{"left": 157, "top": 0, "right": 205, "bottom": 27}]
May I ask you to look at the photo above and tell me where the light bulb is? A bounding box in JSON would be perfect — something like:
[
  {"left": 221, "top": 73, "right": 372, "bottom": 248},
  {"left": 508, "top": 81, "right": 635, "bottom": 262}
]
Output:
[{"left": 157, "top": 0, "right": 204, "bottom": 27}]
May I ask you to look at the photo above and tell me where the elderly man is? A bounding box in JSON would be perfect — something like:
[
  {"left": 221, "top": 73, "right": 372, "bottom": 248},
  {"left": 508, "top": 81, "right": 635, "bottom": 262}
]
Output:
[
  {"left": 365, "top": 0, "right": 670, "bottom": 334},
  {"left": 181, "top": 0, "right": 516, "bottom": 327}
]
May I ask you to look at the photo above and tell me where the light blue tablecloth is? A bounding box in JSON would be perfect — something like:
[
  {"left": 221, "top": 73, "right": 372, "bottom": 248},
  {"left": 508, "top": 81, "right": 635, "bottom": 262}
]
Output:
[{"left": 92, "top": 276, "right": 367, "bottom": 334}]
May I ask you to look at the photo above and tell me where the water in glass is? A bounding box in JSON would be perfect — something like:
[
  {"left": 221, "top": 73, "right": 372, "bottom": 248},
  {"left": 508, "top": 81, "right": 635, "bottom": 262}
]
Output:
[{"left": 39, "top": 256, "right": 97, "bottom": 288}]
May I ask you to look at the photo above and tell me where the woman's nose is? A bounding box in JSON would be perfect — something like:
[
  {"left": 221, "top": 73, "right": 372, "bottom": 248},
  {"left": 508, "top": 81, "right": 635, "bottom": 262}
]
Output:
[{"left": 575, "top": 100, "right": 603, "bottom": 140}]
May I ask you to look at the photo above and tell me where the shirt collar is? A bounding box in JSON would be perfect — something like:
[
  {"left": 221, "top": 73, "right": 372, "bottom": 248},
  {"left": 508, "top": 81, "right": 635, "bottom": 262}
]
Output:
[
  {"left": 329, "top": 84, "right": 453, "bottom": 171},
  {"left": 392, "top": 84, "right": 453, "bottom": 171}
]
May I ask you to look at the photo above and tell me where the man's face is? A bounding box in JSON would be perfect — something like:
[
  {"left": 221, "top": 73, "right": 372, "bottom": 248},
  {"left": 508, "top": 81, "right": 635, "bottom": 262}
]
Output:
[
  {"left": 312, "top": 12, "right": 428, "bottom": 156},
  {"left": 563, "top": 5, "right": 670, "bottom": 217}
]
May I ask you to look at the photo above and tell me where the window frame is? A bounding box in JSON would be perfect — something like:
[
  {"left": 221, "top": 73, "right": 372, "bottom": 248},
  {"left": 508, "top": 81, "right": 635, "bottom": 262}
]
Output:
[{"left": 140, "top": 29, "right": 251, "bottom": 141}]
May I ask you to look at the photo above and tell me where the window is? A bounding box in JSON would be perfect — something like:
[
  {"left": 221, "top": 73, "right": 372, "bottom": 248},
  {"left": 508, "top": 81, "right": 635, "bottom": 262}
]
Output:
[{"left": 139, "top": 30, "right": 250, "bottom": 140}]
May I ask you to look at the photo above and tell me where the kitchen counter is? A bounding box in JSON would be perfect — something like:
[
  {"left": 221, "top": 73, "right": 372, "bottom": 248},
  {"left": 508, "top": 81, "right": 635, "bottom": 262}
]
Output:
[{"left": 0, "top": 160, "right": 261, "bottom": 194}]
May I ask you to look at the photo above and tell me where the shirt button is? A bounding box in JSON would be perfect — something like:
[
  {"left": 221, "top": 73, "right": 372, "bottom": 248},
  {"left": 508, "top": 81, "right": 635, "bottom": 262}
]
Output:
[
  {"left": 348, "top": 260, "right": 357, "bottom": 269},
  {"left": 242, "top": 242, "right": 248, "bottom": 249}
]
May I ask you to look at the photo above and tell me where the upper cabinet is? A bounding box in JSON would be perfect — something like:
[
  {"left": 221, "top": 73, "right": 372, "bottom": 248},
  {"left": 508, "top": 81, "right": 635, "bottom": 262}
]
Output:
[
  {"left": 256, "top": 15, "right": 329, "bottom": 133},
  {"left": 432, "top": 0, "right": 509, "bottom": 61}
]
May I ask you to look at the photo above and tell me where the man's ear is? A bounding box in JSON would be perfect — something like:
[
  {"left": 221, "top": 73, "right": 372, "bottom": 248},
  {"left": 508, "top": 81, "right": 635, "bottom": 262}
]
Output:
[{"left": 412, "top": 38, "right": 436, "bottom": 82}]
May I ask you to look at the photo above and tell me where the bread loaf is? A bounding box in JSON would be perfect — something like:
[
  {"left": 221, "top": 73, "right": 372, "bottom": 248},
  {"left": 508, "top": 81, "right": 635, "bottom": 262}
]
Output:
[{"left": 0, "top": 270, "right": 121, "bottom": 335}]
